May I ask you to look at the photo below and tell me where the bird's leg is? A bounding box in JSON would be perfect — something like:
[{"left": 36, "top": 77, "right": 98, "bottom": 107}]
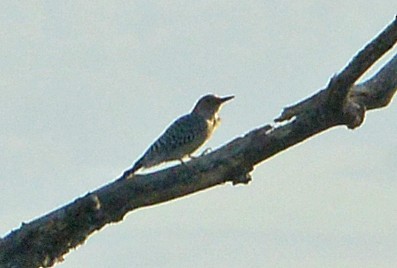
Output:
[
  {"left": 200, "top": 147, "right": 212, "bottom": 156},
  {"left": 187, "top": 154, "right": 198, "bottom": 159},
  {"left": 187, "top": 148, "right": 212, "bottom": 160},
  {"left": 178, "top": 158, "right": 188, "bottom": 166}
]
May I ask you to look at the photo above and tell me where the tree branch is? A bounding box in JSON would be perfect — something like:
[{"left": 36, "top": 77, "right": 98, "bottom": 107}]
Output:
[
  {"left": 276, "top": 16, "right": 397, "bottom": 126},
  {"left": 350, "top": 54, "right": 397, "bottom": 110},
  {"left": 1, "top": 16, "right": 397, "bottom": 268}
]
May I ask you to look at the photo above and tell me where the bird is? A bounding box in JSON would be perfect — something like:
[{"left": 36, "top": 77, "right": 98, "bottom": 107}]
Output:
[{"left": 123, "top": 94, "right": 234, "bottom": 178}]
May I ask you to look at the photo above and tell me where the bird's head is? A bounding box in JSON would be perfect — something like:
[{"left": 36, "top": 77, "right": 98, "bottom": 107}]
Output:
[{"left": 192, "top": 94, "right": 234, "bottom": 119}]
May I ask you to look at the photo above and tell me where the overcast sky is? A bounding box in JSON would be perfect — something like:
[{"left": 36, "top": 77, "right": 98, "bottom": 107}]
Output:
[{"left": 1, "top": 1, "right": 397, "bottom": 267}]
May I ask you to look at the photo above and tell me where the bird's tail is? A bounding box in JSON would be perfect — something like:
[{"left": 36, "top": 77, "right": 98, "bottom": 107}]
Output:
[{"left": 122, "top": 158, "right": 144, "bottom": 179}]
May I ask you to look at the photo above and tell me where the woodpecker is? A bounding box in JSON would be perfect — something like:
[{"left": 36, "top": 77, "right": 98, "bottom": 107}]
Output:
[{"left": 123, "top": 94, "right": 234, "bottom": 178}]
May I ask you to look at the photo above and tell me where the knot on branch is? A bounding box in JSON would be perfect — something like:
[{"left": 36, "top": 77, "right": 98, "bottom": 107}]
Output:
[
  {"left": 232, "top": 172, "right": 252, "bottom": 185},
  {"left": 342, "top": 97, "right": 366, "bottom": 129},
  {"left": 224, "top": 163, "right": 253, "bottom": 186}
]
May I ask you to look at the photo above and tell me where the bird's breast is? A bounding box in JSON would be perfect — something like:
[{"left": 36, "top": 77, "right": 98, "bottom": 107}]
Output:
[{"left": 206, "top": 115, "right": 220, "bottom": 134}]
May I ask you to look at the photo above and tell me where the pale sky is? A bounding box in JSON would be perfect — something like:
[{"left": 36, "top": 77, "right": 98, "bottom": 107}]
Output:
[{"left": 1, "top": 1, "right": 397, "bottom": 267}]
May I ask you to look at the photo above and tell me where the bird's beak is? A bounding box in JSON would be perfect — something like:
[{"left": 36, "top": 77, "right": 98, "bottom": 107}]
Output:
[{"left": 219, "top": 95, "right": 234, "bottom": 103}]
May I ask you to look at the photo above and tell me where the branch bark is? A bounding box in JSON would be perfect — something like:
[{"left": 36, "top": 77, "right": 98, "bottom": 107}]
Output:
[{"left": 1, "top": 16, "right": 397, "bottom": 268}]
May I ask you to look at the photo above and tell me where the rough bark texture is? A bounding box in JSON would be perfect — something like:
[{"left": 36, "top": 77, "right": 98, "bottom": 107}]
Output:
[{"left": 1, "top": 16, "right": 397, "bottom": 268}]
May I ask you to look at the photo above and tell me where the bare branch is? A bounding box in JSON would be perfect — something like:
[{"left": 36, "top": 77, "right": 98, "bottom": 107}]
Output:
[
  {"left": 350, "top": 54, "right": 397, "bottom": 110},
  {"left": 276, "top": 16, "right": 397, "bottom": 123},
  {"left": 1, "top": 17, "right": 397, "bottom": 268},
  {"left": 329, "top": 15, "right": 397, "bottom": 104}
]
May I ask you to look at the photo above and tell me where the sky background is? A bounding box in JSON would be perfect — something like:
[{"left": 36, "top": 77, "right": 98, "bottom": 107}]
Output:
[{"left": 1, "top": 1, "right": 397, "bottom": 267}]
